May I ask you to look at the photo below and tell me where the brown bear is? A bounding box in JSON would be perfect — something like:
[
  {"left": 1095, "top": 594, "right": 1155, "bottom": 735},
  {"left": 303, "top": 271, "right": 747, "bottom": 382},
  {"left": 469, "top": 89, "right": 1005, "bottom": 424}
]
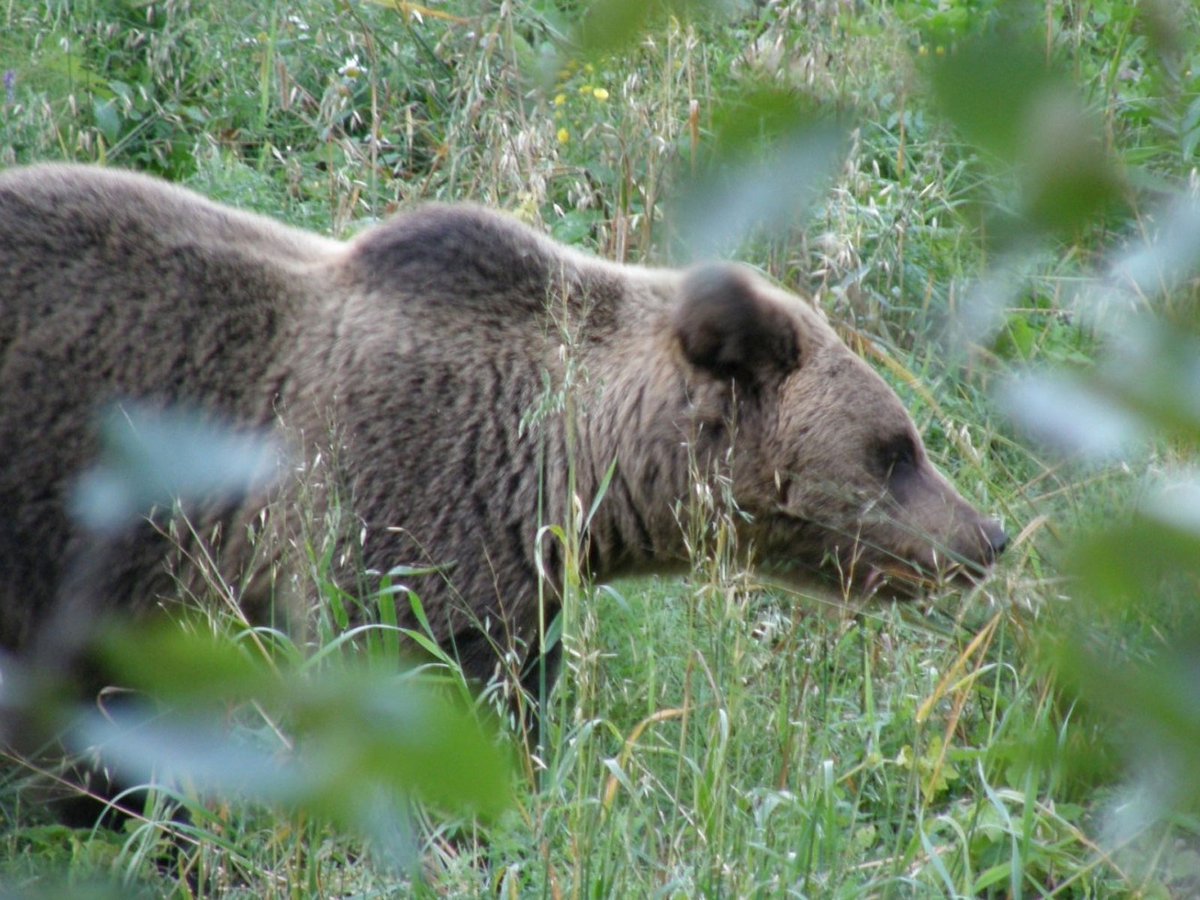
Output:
[{"left": 0, "top": 163, "right": 1006, "bottom": 694}]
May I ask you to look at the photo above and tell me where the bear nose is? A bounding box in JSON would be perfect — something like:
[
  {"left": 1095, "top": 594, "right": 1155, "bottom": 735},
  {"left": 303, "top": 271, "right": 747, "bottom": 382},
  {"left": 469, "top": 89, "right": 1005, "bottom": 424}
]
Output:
[{"left": 980, "top": 519, "right": 1008, "bottom": 563}]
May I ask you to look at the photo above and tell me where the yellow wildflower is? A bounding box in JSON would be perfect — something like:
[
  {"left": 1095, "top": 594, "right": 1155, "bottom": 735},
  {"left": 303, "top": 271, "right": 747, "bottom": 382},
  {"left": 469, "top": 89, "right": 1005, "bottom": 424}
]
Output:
[
  {"left": 557, "top": 127, "right": 570, "bottom": 144},
  {"left": 592, "top": 87, "right": 609, "bottom": 102},
  {"left": 554, "top": 92, "right": 567, "bottom": 106}
]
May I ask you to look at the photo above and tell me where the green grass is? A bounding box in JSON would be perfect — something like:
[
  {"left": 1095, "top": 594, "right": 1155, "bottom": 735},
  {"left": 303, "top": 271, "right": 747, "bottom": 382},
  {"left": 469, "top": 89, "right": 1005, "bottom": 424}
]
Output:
[{"left": 3, "top": 0, "right": 1200, "bottom": 896}]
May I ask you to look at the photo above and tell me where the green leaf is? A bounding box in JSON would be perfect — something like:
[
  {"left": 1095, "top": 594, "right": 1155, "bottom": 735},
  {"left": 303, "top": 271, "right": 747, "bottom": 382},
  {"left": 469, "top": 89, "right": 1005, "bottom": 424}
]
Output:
[
  {"left": 76, "top": 622, "right": 515, "bottom": 842},
  {"left": 98, "top": 620, "right": 272, "bottom": 703},
  {"left": 571, "top": 0, "right": 726, "bottom": 57},
  {"left": 72, "top": 403, "right": 280, "bottom": 532},
  {"left": 927, "top": 26, "right": 1125, "bottom": 237},
  {"left": 673, "top": 88, "right": 847, "bottom": 256},
  {"left": 927, "top": 29, "right": 1054, "bottom": 161},
  {"left": 92, "top": 98, "right": 123, "bottom": 145}
]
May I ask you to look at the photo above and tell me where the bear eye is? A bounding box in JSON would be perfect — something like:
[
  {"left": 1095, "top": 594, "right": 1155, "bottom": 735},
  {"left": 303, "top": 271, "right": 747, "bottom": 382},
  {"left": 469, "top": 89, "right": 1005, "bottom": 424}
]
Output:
[{"left": 874, "top": 433, "right": 918, "bottom": 480}]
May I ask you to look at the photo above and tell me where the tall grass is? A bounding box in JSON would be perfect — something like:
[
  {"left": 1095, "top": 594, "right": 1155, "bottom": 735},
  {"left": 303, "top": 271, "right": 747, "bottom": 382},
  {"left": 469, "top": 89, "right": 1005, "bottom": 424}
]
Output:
[{"left": 3, "top": 0, "right": 1199, "bottom": 896}]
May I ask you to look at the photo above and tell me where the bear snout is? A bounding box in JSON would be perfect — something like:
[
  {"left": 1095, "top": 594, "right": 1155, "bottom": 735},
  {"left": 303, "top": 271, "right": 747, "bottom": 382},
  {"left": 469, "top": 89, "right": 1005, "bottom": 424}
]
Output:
[
  {"left": 978, "top": 518, "right": 1009, "bottom": 564},
  {"left": 944, "top": 514, "right": 1007, "bottom": 579},
  {"left": 868, "top": 506, "right": 1007, "bottom": 594}
]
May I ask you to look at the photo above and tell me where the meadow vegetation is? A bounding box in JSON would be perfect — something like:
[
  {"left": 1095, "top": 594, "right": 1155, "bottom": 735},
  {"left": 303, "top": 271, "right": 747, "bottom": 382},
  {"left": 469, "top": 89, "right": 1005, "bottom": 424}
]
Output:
[{"left": 2, "top": 0, "right": 1199, "bottom": 896}]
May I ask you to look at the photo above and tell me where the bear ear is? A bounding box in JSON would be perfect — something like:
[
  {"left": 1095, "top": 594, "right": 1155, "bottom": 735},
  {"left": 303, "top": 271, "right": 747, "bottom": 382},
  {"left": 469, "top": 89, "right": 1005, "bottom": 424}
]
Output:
[{"left": 673, "top": 265, "right": 800, "bottom": 381}]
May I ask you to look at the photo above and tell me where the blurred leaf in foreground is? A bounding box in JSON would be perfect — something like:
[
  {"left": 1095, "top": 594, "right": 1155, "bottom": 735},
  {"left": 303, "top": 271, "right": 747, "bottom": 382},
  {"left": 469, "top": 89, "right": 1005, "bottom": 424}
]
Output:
[
  {"left": 672, "top": 87, "right": 847, "bottom": 259},
  {"left": 1006, "top": 185, "right": 1200, "bottom": 839},
  {"left": 926, "top": 25, "right": 1125, "bottom": 241},
  {"left": 1001, "top": 320, "right": 1200, "bottom": 461},
  {"left": 1002, "top": 192, "right": 1200, "bottom": 458},
  {"left": 1047, "top": 478, "right": 1200, "bottom": 827},
  {"left": 1000, "top": 370, "right": 1146, "bottom": 462},
  {"left": 71, "top": 403, "right": 281, "bottom": 533},
  {"left": 1107, "top": 196, "right": 1200, "bottom": 307},
  {"left": 572, "top": 0, "right": 725, "bottom": 57},
  {"left": 70, "top": 622, "right": 513, "bottom": 863}
]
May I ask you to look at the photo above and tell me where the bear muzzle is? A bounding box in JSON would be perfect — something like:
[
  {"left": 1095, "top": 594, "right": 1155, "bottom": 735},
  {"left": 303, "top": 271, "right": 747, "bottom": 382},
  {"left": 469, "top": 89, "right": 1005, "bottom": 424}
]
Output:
[
  {"left": 858, "top": 512, "right": 1008, "bottom": 597},
  {"left": 978, "top": 518, "right": 1009, "bottom": 564}
]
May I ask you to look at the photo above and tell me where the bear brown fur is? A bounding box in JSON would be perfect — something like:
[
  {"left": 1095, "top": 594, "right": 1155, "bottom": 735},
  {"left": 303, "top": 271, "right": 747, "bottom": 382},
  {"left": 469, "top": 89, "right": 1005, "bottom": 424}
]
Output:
[{"left": 0, "top": 164, "right": 1006, "bottom": 690}]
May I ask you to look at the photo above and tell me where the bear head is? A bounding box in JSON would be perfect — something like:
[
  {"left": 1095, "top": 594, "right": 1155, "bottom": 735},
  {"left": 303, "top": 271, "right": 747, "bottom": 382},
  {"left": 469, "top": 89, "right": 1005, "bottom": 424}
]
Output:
[{"left": 671, "top": 264, "right": 1007, "bottom": 595}]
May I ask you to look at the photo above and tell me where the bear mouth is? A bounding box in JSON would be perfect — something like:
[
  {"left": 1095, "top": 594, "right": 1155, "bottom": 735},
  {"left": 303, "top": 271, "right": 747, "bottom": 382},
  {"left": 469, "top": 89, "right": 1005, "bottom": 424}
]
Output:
[
  {"left": 754, "top": 513, "right": 998, "bottom": 599},
  {"left": 857, "top": 555, "right": 992, "bottom": 599},
  {"left": 860, "top": 563, "right": 933, "bottom": 597}
]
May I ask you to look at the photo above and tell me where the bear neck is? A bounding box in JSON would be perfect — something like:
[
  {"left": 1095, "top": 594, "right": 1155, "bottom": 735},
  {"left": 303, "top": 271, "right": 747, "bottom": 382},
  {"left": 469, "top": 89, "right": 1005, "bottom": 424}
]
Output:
[{"left": 571, "top": 347, "right": 699, "bottom": 582}]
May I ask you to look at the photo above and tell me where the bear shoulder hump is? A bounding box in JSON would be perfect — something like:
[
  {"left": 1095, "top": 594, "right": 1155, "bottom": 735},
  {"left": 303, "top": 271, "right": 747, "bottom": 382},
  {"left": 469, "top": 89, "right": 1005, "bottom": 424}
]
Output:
[{"left": 341, "top": 204, "right": 569, "bottom": 314}]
